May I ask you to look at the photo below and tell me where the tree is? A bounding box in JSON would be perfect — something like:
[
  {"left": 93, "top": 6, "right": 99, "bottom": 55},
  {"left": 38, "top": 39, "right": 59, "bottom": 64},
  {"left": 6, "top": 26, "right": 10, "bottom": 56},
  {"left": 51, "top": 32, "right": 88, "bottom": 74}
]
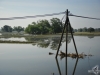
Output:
[
  {"left": 88, "top": 27, "right": 95, "bottom": 33},
  {"left": 50, "top": 18, "right": 63, "bottom": 34},
  {"left": 83, "top": 27, "right": 87, "bottom": 32},
  {"left": 68, "top": 25, "right": 74, "bottom": 33},
  {"left": 25, "top": 18, "right": 64, "bottom": 34},
  {"left": 95, "top": 28, "right": 100, "bottom": 32},
  {"left": 25, "top": 24, "right": 35, "bottom": 34},
  {"left": 1, "top": 25, "right": 12, "bottom": 32},
  {"left": 78, "top": 28, "right": 83, "bottom": 32},
  {"left": 74, "top": 29, "right": 77, "bottom": 32},
  {"left": 37, "top": 20, "right": 50, "bottom": 34},
  {"left": 13, "top": 26, "right": 24, "bottom": 32}
]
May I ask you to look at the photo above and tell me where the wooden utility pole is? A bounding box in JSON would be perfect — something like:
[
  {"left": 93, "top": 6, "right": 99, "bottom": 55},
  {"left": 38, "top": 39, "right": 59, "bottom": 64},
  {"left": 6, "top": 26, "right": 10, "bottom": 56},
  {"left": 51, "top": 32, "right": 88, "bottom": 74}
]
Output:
[
  {"left": 55, "top": 9, "right": 78, "bottom": 58},
  {"left": 55, "top": 9, "right": 79, "bottom": 75}
]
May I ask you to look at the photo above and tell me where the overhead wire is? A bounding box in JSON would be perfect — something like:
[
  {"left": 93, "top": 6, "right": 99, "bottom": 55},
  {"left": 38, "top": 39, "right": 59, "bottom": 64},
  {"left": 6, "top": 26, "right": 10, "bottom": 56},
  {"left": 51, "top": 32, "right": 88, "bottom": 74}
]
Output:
[
  {"left": 0, "top": 10, "right": 100, "bottom": 20},
  {"left": 69, "top": 14, "right": 100, "bottom": 20},
  {"left": 0, "top": 12, "right": 65, "bottom": 20}
]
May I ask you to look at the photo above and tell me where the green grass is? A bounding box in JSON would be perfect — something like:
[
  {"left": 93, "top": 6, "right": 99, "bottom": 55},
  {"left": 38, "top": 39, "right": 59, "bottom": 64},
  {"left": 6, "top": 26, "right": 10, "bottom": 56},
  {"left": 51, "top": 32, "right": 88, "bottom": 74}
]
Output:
[
  {"left": 0, "top": 32, "right": 100, "bottom": 38},
  {"left": 0, "top": 40, "right": 35, "bottom": 44},
  {"left": 73, "top": 32, "right": 100, "bottom": 36}
]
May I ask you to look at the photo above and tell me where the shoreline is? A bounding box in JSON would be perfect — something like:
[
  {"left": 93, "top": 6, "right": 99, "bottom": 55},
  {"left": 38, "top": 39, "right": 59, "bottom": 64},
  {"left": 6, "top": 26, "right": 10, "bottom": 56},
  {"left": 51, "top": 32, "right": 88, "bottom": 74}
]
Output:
[
  {"left": 0, "top": 40, "right": 35, "bottom": 44},
  {"left": 0, "top": 32, "right": 99, "bottom": 43},
  {"left": 0, "top": 32, "right": 100, "bottom": 38}
]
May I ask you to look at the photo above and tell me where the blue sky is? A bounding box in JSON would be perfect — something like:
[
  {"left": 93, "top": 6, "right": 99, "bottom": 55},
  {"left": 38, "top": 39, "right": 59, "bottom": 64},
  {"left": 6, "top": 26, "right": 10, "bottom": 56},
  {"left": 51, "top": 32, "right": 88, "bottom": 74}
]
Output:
[{"left": 0, "top": 0, "right": 100, "bottom": 29}]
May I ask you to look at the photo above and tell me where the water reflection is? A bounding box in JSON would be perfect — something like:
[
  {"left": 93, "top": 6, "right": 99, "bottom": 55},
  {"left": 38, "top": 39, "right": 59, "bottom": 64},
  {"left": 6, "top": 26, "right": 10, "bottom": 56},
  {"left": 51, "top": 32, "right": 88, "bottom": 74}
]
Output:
[
  {"left": 72, "top": 57, "right": 79, "bottom": 75},
  {"left": 87, "top": 36, "right": 95, "bottom": 39},
  {"left": 0, "top": 36, "right": 100, "bottom": 75},
  {"left": 55, "top": 57, "right": 79, "bottom": 75},
  {"left": 0, "top": 37, "right": 26, "bottom": 41},
  {"left": 25, "top": 36, "right": 71, "bottom": 50},
  {"left": 55, "top": 58, "right": 62, "bottom": 75}
]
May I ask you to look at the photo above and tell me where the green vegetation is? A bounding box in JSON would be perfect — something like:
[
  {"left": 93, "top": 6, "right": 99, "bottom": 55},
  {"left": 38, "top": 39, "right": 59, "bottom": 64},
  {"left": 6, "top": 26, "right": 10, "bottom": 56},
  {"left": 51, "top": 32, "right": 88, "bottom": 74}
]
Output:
[
  {"left": 0, "top": 40, "right": 35, "bottom": 44},
  {"left": 1, "top": 25, "right": 24, "bottom": 33},
  {"left": 73, "top": 32, "right": 100, "bottom": 36},
  {"left": 0, "top": 17, "right": 100, "bottom": 36},
  {"left": 74, "top": 27, "right": 100, "bottom": 33},
  {"left": 25, "top": 18, "right": 63, "bottom": 34}
]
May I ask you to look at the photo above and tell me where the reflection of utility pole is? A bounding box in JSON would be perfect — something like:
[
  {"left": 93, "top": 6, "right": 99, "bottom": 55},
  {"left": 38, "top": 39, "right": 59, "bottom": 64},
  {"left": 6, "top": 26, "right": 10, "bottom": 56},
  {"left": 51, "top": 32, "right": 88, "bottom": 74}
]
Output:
[
  {"left": 55, "top": 57, "right": 79, "bottom": 75},
  {"left": 72, "top": 57, "right": 79, "bottom": 75},
  {"left": 55, "top": 58, "right": 62, "bottom": 75}
]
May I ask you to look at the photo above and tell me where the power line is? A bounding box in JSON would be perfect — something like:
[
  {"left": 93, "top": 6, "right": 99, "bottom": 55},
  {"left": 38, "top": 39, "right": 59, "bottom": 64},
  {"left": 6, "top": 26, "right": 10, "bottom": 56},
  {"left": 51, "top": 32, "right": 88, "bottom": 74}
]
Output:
[
  {"left": 0, "top": 12, "right": 65, "bottom": 20},
  {"left": 69, "top": 14, "right": 100, "bottom": 20},
  {"left": 0, "top": 11, "right": 100, "bottom": 20}
]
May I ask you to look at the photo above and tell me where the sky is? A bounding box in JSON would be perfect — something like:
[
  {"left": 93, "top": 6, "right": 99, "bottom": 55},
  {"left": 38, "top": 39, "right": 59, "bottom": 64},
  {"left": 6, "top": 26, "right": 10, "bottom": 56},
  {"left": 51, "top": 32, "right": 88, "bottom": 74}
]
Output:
[{"left": 0, "top": 0, "right": 100, "bottom": 29}]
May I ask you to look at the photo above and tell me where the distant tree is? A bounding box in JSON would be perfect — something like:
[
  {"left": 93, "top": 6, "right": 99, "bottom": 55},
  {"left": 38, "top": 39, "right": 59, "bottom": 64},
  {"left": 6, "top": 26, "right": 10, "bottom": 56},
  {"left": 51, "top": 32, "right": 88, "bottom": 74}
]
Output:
[
  {"left": 68, "top": 25, "right": 74, "bottom": 33},
  {"left": 50, "top": 18, "right": 63, "bottom": 34},
  {"left": 1, "top": 25, "right": 12, "bottom": 32},
  {"left": 13, "top": 26, "right": 24, "bottom": 32},
  {"left": 25, "top": 24, "right": 35, "bottom": 34},
  {"left": 88, "top": 27, "right": 95, "bottom": 33},
  {"left": 83, "top": 27, "right": 87, "bottom": 32},
  {"left": 25, "top": 18, "right": 64, "bottom": 34},
  {"left": 25, "top": 23, "right": 40, "bottom": 34},
  {"left": 95, "top": 28, "right": 100, "bottom": 32},
  {"left": 37, "top": 20, "right": 50, "bottom": 34},
  {"left": 78, "top": 28, "right": 83, "bottom": 32},
  {"left": 74, "top": 29, "right": 77, "bottom": 32}
]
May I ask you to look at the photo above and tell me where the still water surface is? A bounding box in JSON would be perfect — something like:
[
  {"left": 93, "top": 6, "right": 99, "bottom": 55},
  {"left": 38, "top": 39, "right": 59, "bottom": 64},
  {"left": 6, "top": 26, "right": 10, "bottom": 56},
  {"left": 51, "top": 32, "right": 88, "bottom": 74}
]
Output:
[{"left": 0, "top": 36, "right": 100, "bottom": 75}]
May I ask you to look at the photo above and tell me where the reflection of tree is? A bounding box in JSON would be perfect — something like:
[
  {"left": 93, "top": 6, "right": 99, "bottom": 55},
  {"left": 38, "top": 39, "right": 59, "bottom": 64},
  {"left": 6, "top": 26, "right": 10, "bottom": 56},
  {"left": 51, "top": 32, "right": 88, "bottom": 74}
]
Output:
[
  {"left": 87, "top": 36, "right": 94, "bottom": 39},
  {"left": 32, "top": 43, "right": 36, "bottom": 46},
  {"left": 25, "top": 36, "right": 71, "bottom": 50},
  {"left": 50, "top": 37, "right": 61, "bottom": 50},
  {"left": 50, "top": 36, "right": 71, "bottom": 50},
  {"left": 62, "top": 36, "right": 71, "bottom": 43},
  {"left": 25, "top": 37, "right": 51, "bottom": 48},
  {"left": 37, "top": 41, "right": 50, "bottom": 48},
  {"left": 25, "top": 37, "right": 41, "bottom": 42}
]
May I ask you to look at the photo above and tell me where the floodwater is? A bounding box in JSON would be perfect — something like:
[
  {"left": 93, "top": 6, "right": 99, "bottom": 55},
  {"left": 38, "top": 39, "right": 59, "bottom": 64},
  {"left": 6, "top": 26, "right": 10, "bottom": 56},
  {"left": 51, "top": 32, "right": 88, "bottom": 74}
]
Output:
[{"left": 0, "top": 36, "right": 100, "bottom": 75}]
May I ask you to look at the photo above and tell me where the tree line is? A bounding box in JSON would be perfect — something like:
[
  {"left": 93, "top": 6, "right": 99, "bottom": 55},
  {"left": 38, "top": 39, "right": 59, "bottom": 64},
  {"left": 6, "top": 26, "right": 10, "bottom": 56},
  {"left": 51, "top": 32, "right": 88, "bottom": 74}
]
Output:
[
  {"left": 74, "top": 27, "right": 100, "bottom": 33},
  {"left": 0, "top": 25, "right": 24, "bottom": 33},
  {"left": 0, "top": 18, "right": 64, "bottom": 34},
  {"left": 1, "top": 17, "right": 99, "bottom": 34},
  {"left": 25, "top": 18, "right": 63, "bottom": 34},
  {"left": 25, "top": 18, "right": 74, "bottom": 34}
]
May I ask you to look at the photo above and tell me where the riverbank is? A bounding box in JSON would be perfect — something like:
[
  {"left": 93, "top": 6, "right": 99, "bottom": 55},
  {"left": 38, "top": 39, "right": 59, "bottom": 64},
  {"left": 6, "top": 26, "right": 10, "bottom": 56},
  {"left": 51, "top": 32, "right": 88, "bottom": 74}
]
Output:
[
  {"left": 0, "top": 32, "right": 99, "bottom": 43},
  {"left": 0, "top": 40, "right": 35, "bottom": 44},
  {"left": 73, "top": 32, "right": 100, "bottom": 36},
  {"left": 0, "top": 32, "right": 100, "bottom": 38}
]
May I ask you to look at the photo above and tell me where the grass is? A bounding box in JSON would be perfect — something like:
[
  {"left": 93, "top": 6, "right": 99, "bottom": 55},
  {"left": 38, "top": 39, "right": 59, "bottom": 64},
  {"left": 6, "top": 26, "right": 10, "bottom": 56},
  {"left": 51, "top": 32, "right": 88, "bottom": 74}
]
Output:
[
  {"left": 0, "top": 40, "right": 35, "bottom": 44},
  {"left": 73, "top": 32, "right": 100, "bottom": 36},
  {"left": 0, "top": 32, "right": 100, "bottom": 38},
  {"left": 0, "top": 32, "right": 100, "bottom": 43}
]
